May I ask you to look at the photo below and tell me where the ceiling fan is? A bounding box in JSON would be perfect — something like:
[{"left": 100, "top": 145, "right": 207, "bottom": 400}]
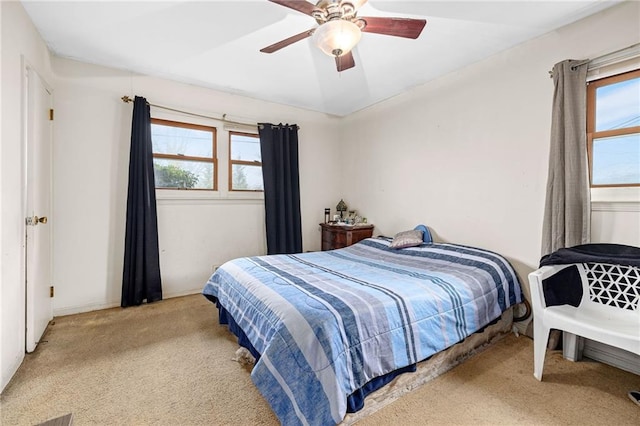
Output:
[{"left": 261, "top": 0, "right": 427, "bottom": 72}]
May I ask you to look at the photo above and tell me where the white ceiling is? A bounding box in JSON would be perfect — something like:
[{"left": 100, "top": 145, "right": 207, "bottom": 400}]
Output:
[{"left": 22, "top": 0, "right": 621, "bottom": 117}]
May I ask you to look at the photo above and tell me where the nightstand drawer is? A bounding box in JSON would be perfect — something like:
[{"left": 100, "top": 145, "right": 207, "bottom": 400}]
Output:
[
  {"left": 323, "top": 230, "right": 346, "bottom": 246},
  {"left": 320, "top": 223, "right": 374, "bottom": 251}
]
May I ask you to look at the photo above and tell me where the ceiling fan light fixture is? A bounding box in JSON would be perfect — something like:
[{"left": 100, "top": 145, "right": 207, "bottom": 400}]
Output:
[{"left": 313, "top": 19, "right": 362, "bottom": 57}]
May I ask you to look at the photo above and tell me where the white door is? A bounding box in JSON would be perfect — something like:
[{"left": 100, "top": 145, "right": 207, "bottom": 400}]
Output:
[{"left": 25, "top": 67, "right": 53, "bottom": 353}]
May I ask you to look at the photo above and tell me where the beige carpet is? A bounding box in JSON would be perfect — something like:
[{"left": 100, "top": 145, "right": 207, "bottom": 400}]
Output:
[{"left": 1, "top": 294, "right": 638, "bottom": 425}]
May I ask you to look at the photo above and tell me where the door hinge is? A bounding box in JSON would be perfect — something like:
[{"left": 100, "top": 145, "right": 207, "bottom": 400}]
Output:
[
  {"left": 49, "top": 109, "right": 54, "bottom": 121},
  {"left": 50, "top": 286, "right": 54, "bottom": 298}
]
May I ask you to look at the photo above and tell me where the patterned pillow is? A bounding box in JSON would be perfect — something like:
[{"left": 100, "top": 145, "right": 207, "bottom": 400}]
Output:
[{"left": 390, "top": 229, "right": 424, "bottom": 249}]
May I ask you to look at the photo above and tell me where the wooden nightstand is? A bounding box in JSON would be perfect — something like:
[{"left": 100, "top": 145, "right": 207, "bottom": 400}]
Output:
[{"left": 320, "top": 223, "right": 374, "bottom": 251}]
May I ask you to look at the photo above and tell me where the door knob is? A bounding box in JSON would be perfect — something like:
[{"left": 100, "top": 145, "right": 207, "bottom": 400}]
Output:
[{"left": 34, "top": 216, "right": 48, "bottom": 224}]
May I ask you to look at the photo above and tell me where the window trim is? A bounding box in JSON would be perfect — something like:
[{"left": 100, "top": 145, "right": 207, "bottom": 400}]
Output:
[
  {"left": 150, "top": 118, "right": 218, "bottom": 191},
  {"left": 586, "top": 69, "right": 640, "bottom": 188},
  {"left": 229, "top": 131, "right": 263, "bottom": 192}
]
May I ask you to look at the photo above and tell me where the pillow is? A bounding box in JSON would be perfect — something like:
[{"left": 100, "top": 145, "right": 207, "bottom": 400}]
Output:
[
  {"left": 390, "top": 229, "right": 423, "bottom": 249},
  {"left": 414, "top": 224, "right": 433, "bottom": 243}
]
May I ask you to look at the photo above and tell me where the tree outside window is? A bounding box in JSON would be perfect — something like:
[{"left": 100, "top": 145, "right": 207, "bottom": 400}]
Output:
[{"left": 150, "top": 118, "right": 217, "bottom": 190}]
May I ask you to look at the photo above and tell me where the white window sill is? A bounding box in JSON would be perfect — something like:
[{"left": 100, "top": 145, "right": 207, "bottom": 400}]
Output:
[
  {"left": 155, "top": 189, "right": 264, "bottom": 205},
  {"left": 591, "top": 187, "right": 640, "bottom": 202},
  {"left": 591, "top": 187, "right": 640, "bottom": 212}
]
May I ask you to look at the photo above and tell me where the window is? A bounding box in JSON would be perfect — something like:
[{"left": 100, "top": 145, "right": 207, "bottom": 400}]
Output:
[
  {"left": 150, "top": 118, "right": 217, "bottom": 190},
  {"left": 587, "top": 69, "right": 640, "bottom": 187},
  {"left": 229, "top": 132, "right": 263, "bottom": 191}
]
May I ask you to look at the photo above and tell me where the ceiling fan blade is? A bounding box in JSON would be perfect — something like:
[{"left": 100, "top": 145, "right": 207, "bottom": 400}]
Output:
[
  {"left": 359, "top": 17, "right": 427, "bottom": 39},
  {"left": 260, "top": 28, "right": 315, "bottom": 54},
  {"left": 268, "top": 0, "right": 316, "bottom": 16},
  {"left": 336, "top": 51, "right": 356, "bottom": 72}
]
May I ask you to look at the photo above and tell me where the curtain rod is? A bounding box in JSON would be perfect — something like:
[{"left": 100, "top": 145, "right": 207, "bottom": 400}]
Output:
[
  {"left": 548, "top": 43, "right": 640, "bottom": 78},
  {"left": 121, "top": 95, "right": 257, "bottom": 129},
  {"left": 547, "top": 59, "right": 589, "bottom": 78}
]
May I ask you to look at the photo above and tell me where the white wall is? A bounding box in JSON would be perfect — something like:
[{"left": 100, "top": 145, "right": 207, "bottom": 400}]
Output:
[
  {"left": 592, "top": 203, "right": 640, "bottom": 245},
  {"left": 1, "top": 1, "right": 53, "bottom": 391},
  {"left": 50, "top": 57, "right": 342, "bottom": 315},
  {"left": 0, "top": 0, "right": 4, "bottom": 394},
  {"left": 339, "top": 1, "right": 640, "bottom": 299}
]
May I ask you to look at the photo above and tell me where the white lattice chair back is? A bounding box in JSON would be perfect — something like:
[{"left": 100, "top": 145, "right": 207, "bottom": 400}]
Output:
[
  {"left": 578, "top": 262, "right": 640, "bottom": 312},
  {"left": 529, "top": 261, "right": 640, "bottom": 381}
]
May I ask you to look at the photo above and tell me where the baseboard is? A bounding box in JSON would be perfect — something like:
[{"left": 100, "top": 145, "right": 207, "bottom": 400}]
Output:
[
  {"left": 164, "top": 288, "right": 205, "bottom": 299},
  {"left": 53, "top": 289, "right": 203, "bottom": 317},
  {"left": 53, "top": 300, "right": 120, "bottom": 317},
  {"left": 583, "top": 339, "right": 640, "bottom": 375}
]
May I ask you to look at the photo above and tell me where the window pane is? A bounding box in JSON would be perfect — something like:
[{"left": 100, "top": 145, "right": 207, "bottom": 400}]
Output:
[
  {"left": 231, "top": 164, "right": 263, "bottom": 190},
  {"left": 231, "top": 134, "right": 261, "bottom": 162},
  {"left": 592, "top": 133, "right": 640, "bottom": 185},
  {"left": 153, "top": 159, "right": 214, "bottom": 189},
  {"left": 595, "top": 77, "right": 640, "bottom": 131},
  {"left": 151, "top": 123, "right": 213, "bottom": 157}
]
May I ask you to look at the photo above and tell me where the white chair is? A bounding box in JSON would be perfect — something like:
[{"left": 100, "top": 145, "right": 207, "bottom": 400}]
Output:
[{"left": 528, "top": 262, "right": 640, "bottom": 381}]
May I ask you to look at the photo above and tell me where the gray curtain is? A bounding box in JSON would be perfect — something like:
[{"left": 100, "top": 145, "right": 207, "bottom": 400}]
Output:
[{"left": 541, "top": 60, "right": 591, "bottom": 257}]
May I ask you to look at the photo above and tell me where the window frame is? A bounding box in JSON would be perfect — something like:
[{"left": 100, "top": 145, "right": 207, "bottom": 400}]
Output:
[
  {"left": 150, "top": 117, "right": 218, "bottom": 191},
  {"left": 228, "top": 131, "right": 263, "bottom": 192},
  {"left": 586, "top": 68, "right": 640, "bottom": 188}
]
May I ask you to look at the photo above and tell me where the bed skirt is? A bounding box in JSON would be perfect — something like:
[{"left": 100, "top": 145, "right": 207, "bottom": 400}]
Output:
[
  {"left": 207, "top": 294, "right": 514, "bottom": 423},
  {"left": 342, "top": 307, "right": 514, "bottom": 424}
]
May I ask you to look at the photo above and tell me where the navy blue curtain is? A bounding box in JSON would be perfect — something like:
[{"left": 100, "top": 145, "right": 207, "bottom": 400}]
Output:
[
  {"left": 258, "top": 123, "right": 302, "bottom": 255},
  {"left": 121, "top": 96, "right": 162, "bottom": 307}
]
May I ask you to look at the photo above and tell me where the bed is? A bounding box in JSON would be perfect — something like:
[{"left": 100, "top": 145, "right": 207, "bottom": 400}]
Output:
[{"left": 203, "top": 236, "right": 523, "bottom": 425}]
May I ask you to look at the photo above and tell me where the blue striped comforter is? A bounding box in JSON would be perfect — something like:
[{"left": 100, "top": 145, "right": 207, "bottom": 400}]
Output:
[{"left": 203, "top": 238, "right": 523, "bottom": 425}]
